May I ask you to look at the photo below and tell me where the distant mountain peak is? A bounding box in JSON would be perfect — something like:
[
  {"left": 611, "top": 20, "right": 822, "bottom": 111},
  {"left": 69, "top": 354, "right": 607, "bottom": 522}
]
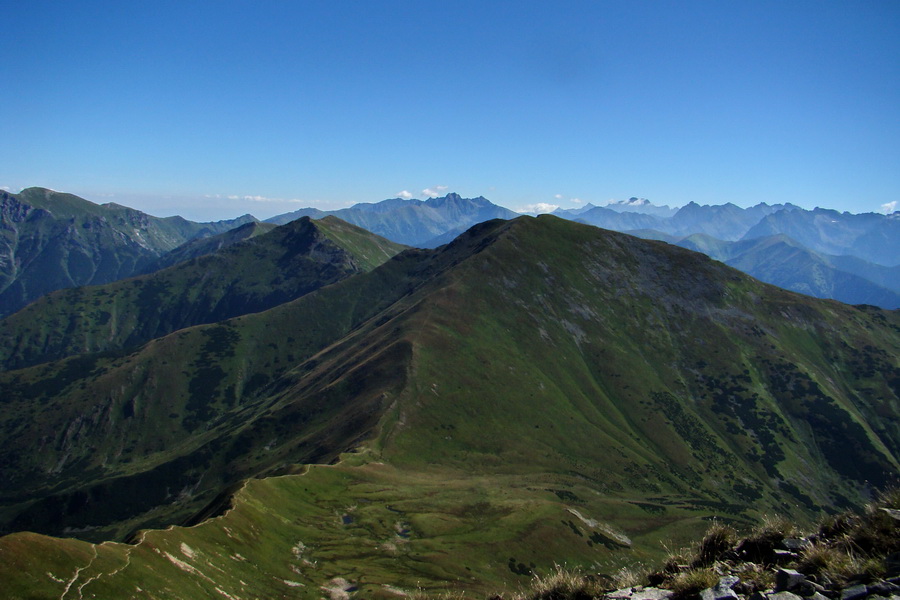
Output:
[{"left": 608, "top": 197, "right": 651, "bottom": 206}]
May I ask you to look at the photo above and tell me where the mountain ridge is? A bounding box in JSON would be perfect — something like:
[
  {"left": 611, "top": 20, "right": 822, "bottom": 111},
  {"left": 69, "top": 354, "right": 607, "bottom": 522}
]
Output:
[
  {"left": 0, "top": 214, "right": 897, "bottom": 598},
  {"left": 0, "top": 216, "right": 896, "bottom": 549},
  {"left": 0, "top": 216, "right": 406, "bottom": 372},
  {"left": 266, "top": 192, "right": 520, "bottom": 246},
  {"left": 0, "top": 188, "right": 256, "bottom": 317}
]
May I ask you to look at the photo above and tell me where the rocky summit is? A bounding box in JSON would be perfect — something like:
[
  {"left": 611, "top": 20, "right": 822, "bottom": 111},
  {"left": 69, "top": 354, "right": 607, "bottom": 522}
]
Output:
[{"left": 505, "top": 491, "right": 900, "bottom": 600}]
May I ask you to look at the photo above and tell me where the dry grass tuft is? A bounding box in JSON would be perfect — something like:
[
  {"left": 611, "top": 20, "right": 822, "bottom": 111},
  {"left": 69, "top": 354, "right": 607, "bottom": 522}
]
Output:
[
  {"left": 609, "top": 563, "right": 651, "bottom": 590},
  {"left": 513, "top": 564, "right": 604, "bottom": 600},
  {"left": 750, "top": 514, "right": 798, "bottom": 543},
  {"left": 695, "top": 522, "right": 738, "bottom": 566},
  {"left": 666, "top": 567, "right": 719, "bottom": 599},
  {"left": 796, "top": 542, "right": 858, "bottom": 584}
]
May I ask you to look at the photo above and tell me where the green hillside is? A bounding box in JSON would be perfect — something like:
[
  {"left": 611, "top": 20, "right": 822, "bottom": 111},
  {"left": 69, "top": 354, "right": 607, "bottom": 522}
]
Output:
[
  {"left": 0, "top": 215, "right": 897, "bottom": 598},
  {"left": 0, "top": 188, "right": 256, "bottom": 317},
  {"left": 142, "top": 220, "right": 278, "bottom": 272},
  {"left": 0, "top": 216, "right": 406, "bottom": 371}
]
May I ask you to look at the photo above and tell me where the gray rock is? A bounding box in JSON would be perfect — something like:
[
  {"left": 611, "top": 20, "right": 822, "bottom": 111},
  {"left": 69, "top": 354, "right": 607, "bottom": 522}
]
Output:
[
  {"left": 777, "top": 569, "right": 808, "bottom": 592},
  {"left": 701, "top": 577, "right": 742, "bottom": 600},
  {"left": 768, "top": 592, "right": 804, "bottom": 600},
  {"left": 774, "top": 549, "right": 800, "bottom": 562},
  {"left": 632, "top": 588, "right": 674, "bottom": 600},
  {"left": 719, "top": 576, "right": 741, "bottom": 590},
  {"left": 781, "top": 538, "right": 809, "bottom": 552},
  {"left": 841, "top": 584, "right": 868, "bottom": 600},
  {"left": 880, "top": 508, "right": 900, "bottom": 521},
  {"left": 701, "top": 587, "right": 738, "bottom": 600},
  {"left": 869, "top": 583, "right": 900, "bottom": 596},
  {"left": 608, "top": 587, "right": 673, "bottom": 600},
  {"left": 809, "top": 592, "right": 830, "bottom": 600}
]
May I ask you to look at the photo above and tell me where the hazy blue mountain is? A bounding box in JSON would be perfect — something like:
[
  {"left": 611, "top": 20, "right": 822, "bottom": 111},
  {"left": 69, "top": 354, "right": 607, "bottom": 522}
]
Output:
[
  {"left": 265, "top": 206, "right": 336, "bottom": 224},
  {"left": 266, "top": 192, "right": 519, "bottom": 246},
  {"left": 574, "top": 206, "right": 665, "bottom": 230},
  {"left": 674, "top": 233, "right": 900, "bottom": 308},
  {"left": 551, "top": 202, "right": 598, "bottom": 217},
  {"left": 666, "top": 201, "right": 801, "bottom": 240},
  {"left": 743, "top": 208, "right": 900, "bottom": 266},
  {"left": 605, "top": 197, "right": 677, "bottom": 218}
]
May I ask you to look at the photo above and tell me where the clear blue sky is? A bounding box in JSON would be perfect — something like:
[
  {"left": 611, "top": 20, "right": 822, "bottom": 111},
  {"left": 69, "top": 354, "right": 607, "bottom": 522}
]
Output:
[{"left": 2, "top": 1, "right": 898, "bottom": 221}]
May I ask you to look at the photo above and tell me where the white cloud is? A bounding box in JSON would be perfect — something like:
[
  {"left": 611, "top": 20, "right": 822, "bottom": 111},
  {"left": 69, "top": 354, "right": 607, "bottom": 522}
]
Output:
[
  {"left": 396, "top": 190, "right": 414, "bottom": 199},
  {"left": 0, "top": 186, "right": 10, "bottom": 192},
  {"left": 422, "top": 185, "right": 449, "bottom": 198},
  {"left": 221, "top": 194, "right": 303, "bottom": 204},
  {"left": 516, "top": 203, "right": 559, "bottom": 214},
  {"left": 554, "top": 194, "right": 564, "bottom": 200},
  {"left": 881, "top": 201, "right": 897, "bottom": 214},
  {"left": 570, "top": 198, "right": 584, "bottom": 205}
]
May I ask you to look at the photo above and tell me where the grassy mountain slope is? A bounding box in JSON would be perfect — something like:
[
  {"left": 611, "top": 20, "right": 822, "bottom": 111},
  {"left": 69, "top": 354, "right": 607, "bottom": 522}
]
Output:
[
  {"left": 0, "top": 188, "right": 256, "bottom": 317},
  {"left": 0, "top": 216, "right": 406, "bottom": 372},
  {"left": 0, "top": 216, "right": 898, "bottom": 597},
  {"left": 142, "top": 220, "right": 278, "bottom": 273}
]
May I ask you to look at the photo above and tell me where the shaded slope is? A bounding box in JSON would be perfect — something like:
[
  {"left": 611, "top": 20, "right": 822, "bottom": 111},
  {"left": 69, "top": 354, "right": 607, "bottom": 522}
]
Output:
[
  {"left": 0, "top": 216, "right": 897, "bottom": 550},
  {"left": 0, "top": 231, "right": 472, "bottom": 541},
  {"left": 0, "top": 216, "right": 406, "bottom": 372},
  {"left": 0, "top": 188, "right": 256, "bottom": 317}
]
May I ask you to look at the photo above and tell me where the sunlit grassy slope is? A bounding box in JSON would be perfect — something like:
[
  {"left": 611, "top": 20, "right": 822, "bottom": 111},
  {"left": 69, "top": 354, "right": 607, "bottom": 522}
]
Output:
[{"left": 0, "top": 215, "right": 897, "bottom": 598}]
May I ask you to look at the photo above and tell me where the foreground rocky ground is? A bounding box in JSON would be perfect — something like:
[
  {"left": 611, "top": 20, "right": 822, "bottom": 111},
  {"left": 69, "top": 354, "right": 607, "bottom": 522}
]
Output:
[{"left": 499, "top": 490, "right": 900, "bottom": 600}]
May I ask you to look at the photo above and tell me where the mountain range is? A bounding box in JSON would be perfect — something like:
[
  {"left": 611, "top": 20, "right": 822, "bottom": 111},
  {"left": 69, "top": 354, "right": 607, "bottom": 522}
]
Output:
[
  {"left": 0, "top": 188, "right": 256, "bottom": 318},
  {"left": 0, "top": 216, "right": 406, "bottom": 372},
  {"left": 266, "top": 192, "right": 519, "bottom": 247},
  {"left": 672, "top": 233, "right": 900, "bottom": 309},
  {"left": 3, "top": 189, "right": 897, "bottom": 315},
  {"left": 267, "top": 194, "right": 899, "bottom": 303},
  {"left": 0, "top": 214, "right": 897, "bottom": 598}
]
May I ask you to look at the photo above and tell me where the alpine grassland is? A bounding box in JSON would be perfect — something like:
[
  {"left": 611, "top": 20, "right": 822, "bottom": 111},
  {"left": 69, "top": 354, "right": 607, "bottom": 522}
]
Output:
[
  {"left": 0, "top": 216, "right": 897, "bottom": 598},
  {"left": 0, "top": 216, "right": 406, "bottom": 371}
]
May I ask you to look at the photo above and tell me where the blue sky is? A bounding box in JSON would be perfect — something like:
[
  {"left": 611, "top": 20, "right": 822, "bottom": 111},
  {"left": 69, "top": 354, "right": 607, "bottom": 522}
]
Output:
[{"left": 2, "top": 1, "right": 898, "bottom": 221}]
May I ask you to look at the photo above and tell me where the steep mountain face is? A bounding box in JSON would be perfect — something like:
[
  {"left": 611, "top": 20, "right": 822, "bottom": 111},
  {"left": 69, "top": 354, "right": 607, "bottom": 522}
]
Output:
[
  {"left": 743, "top": 208, "right": 900, "bottom": 266},
  {"left": 676, "top": 234, "right": 900, "bottom": 308},
  {"left": 0, "top": 216, "right": 406, "bottom": 372},
  {"left": 604, "top": 197, "right": 677, "bottom": 218},
  {"left": 0, "top": 216, "right": 897, "bottom": 597},
  {"left": 0, "top": 188, "right": 256, "bottom": 317},
  {"left": 575, "top": 206, "right": 665, "bottom": 231},
  {"left": 266, "top": 192, "right": 519, "bottom": 246},
  {"left": 666, "top": 201, "right": 797, "bottom": 240}
]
